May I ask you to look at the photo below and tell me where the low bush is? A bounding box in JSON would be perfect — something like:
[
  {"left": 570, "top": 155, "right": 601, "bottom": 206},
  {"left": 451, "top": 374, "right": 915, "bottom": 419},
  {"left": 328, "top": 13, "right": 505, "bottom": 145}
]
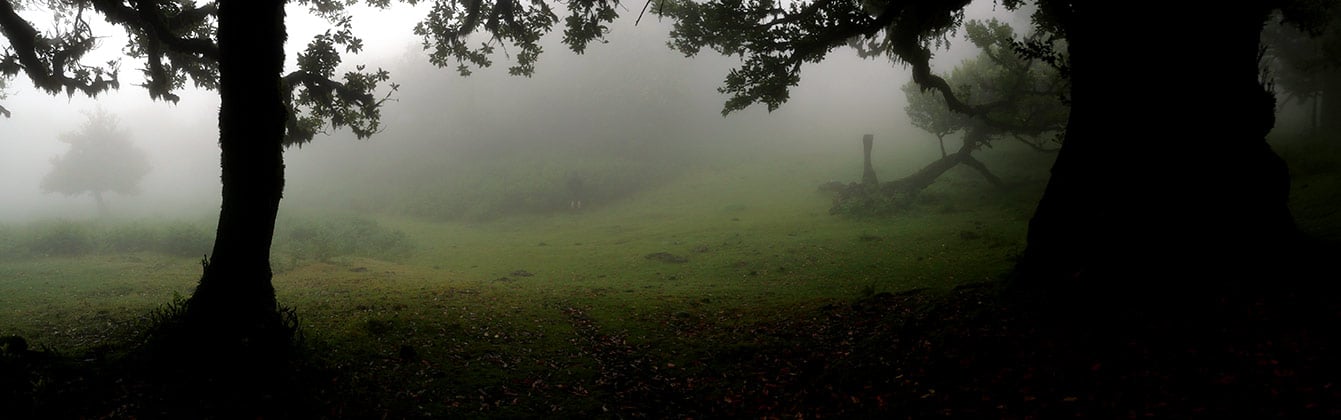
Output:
[
  {"left": 156, "top": 223, "right": 213, "bottom": 257},
  {"left": 393, "top": 153, "right": 681, "bottom": 221},
  {"left": 25, "top": 220, "right": 95, "bottom": 257},
  {"left": 274, "top": 215, "right": 413, "bottom": 262},
  {"left": 101, "top": 222, "right": 161, "bottom": 253},
  {"left": 0, "top": 220, "right": 213, "bottom": 259}
]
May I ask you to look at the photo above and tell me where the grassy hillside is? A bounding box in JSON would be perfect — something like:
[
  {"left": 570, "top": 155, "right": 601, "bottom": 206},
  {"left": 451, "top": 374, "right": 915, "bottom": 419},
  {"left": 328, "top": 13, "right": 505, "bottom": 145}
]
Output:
[{"left": 1, "top": 136, "right": 1048, "bottom": 349}]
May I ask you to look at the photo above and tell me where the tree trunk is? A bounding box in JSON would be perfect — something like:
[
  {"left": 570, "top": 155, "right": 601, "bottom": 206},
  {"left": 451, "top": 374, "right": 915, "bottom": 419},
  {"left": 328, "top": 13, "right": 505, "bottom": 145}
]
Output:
[
  {"left": 1019, "top": 4, "right": 1296, "bottom": 288},
  {"left": 92, "top": 190, "right": 108, "bottom": 218},
  {"left": 184, "top": 0, "right": 288, "bottom": 346},
  {"left": 883, "top": 128, "right": 998, "bottom": 194},
  {"left": 862, "top": 134, "right": 879, "bottom": 186},
  {"left": 832, "top": 129, "right": 1004, "bottom": 214}
]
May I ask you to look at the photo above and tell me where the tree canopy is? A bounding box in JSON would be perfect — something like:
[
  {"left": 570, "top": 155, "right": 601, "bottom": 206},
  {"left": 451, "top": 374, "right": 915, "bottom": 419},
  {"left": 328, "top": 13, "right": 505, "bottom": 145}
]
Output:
[
  {"left": 0, "top": 0, "right": 394, "bottom": 145},
  {"left": 829, "top": 18, "right": 1069, "bottom": 216},
  {"left": 902, "top": 19, "right": 1067, "bottom": 157}
]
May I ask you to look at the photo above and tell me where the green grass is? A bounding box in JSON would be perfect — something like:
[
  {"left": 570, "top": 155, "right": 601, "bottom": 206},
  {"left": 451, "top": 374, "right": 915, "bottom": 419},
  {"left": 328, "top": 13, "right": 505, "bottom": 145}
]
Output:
[
  {"left": 4, "top": 133, "right": 1338, "bottom": 416},
  {"left": 1276, "top": 133, "right": 1341, "bottom": 242},
  {"left": 0, "top": 254, "right": 199, "bottom": 350},
  {"left": 0, "top": 141, "right": 1050, "bottom": 416}
]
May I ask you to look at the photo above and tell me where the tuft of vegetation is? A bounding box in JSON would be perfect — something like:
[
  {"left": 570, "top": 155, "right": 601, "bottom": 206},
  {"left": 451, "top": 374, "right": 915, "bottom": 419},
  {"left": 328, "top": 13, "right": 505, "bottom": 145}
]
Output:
[
  {"left": 100, "top": 222, "right": 162, "bottom": 253},
  {"left": 273, "top": 214, "right": 415, "bottom": 262},
  {"left": 23, "top": 220, "right": 96, "bottom": 257},
  {"left": 363, "top": 150, "right": 685, "bottom": 221},
  {"left": 0, "top": 220, "right": 213, "bottom": 260},
  {"left": 157, "top": 223, "right": 214, "bottom": 257}
]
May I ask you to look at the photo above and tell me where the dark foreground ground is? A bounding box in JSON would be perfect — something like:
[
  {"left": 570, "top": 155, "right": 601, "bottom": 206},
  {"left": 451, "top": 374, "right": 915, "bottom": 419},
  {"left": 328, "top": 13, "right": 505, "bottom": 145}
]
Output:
[{"left": 3, "top": 243, "right": 1340, "bottom": 419}]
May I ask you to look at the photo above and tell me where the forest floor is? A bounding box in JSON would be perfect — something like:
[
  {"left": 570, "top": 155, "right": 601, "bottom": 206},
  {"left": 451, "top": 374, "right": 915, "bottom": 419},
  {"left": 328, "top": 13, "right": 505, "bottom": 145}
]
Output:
[{"left": 4, "top": 264, "right": 1339, "bottom": 418}]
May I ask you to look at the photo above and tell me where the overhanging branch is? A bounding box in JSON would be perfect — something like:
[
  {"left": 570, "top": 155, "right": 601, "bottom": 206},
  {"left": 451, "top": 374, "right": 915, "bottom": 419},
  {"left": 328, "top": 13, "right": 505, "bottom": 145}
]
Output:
[
  {"left": 282, "top": 70, "right": 377, "bottom": 105},
  {"left": 90, "top": 0, "right": 220, "bottom": 60},
  {"left": 0, "top": 0, "right": 118, "bottom": 97}
]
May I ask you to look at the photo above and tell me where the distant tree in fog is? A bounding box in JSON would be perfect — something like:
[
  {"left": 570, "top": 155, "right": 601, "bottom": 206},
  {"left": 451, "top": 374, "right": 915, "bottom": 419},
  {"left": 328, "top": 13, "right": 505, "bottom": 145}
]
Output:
[
  {"left": 41, "top": 110, "right": 150, "bottom": 217},
  {"left": 883, "top": 19, "right": 1067, "bottom": 195},
  {"left": 1263, "top": 6, "right": 1341, "bottom": 133},
  {"left": 903, "top": 21, "right": 1067, "bottom": 153},
  {"left": 825, "top": 19, "right": 1069, "bottom": 215},
  {"left": 647, "top": 0, "right": 1335, "bottom": 287}
]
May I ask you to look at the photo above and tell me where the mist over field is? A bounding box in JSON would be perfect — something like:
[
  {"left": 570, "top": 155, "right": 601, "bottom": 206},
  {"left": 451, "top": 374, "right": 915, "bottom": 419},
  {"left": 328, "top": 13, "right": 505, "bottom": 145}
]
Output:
[
  {"left": 0, "top": 11, "right": 940, "bottom": 224},
  {"left": 0, "top": 1, "right": 1025, "bottom": 224}
]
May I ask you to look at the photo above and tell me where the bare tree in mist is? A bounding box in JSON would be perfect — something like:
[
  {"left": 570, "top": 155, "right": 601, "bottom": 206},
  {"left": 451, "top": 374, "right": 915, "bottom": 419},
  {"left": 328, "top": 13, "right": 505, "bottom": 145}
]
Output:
[{"left": 40, "top": 110, "right": 149, "bottom": 217}]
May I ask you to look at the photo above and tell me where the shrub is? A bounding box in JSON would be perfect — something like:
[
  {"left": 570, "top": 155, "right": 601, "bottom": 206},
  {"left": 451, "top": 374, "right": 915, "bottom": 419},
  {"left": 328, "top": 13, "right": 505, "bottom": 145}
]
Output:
[
  {"left": 25, "top": 220, "right": 95, "bottom": 256},
  {"left": 156, "top": 223, "right": 213, "bottom": 257},
  {"left": 2, "top": 220, "right": 212, "bottom": 259},
  {"left": 394, "top": 152, "right": 681, "bottom": 221},
  {"left": 101, "top": 222, "right": 162, "bottom": 253},
  {"left": 275, "top": 215, "right": 413, "bottom": 262},
  {"left": 0, "top": 225, "right": 19, "bottom": 260}
]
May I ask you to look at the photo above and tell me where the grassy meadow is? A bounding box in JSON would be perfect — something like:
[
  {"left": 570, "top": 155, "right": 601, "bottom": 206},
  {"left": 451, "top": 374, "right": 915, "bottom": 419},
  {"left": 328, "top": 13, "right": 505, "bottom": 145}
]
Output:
[{"left": 2, "top": 131, "right": 1336, "bottom": 416}]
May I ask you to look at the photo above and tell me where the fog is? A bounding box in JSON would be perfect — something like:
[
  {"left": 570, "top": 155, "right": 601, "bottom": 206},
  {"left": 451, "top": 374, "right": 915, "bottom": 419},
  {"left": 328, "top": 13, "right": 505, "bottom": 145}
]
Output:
[{"left": 0, "top": 1, "right": 1010, "bottom": 223}]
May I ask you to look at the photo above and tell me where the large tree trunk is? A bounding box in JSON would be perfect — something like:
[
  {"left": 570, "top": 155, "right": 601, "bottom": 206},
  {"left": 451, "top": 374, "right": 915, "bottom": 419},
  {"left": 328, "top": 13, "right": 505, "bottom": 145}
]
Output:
[
  {"left": 882, "top": 133, "right": 992, "bottom": 194},
  {"left": 184, "top": 0, "right": 288, "bottom": 346},
  {"left": 1019, "top": 4, "right": 1296, "bottom": 288}
]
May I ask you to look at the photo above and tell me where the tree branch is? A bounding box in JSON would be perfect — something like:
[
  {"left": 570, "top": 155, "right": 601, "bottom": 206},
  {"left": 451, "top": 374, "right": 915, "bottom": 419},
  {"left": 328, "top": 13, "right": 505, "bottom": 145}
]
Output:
[
  {"left": 281, "top": 68, "right": 395, "bottom": 145},
  {"left": 0, "top": 0, "right": 119, "bottom": 97},
  {"left": 90, "top": 0, "right": 219, "bottom": 60},
  {"left": 960, "top": 153, "right": 1007, "bottom": 188},
  {"left": 283, "top": 70, "right": 376, "bottom": 105},
  {"left": 1011, "top": 133, "right": 1061, "bottom": 153}
]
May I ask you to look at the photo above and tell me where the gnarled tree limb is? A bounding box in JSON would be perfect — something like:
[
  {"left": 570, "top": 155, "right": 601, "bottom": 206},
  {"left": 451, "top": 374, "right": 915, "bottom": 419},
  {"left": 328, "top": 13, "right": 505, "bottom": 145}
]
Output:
[{"left": 0, "top": 0, "right": 119, "bottom": 98}]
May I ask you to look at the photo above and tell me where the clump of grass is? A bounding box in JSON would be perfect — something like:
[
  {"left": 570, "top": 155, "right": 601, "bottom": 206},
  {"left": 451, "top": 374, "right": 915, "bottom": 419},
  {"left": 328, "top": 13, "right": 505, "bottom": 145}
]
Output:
[{"left": 138, "top": 292, "right": 192, "bottom": 340}]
